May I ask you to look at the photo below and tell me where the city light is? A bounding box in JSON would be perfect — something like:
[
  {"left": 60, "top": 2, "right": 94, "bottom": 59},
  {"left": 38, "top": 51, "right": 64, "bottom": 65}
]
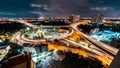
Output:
[{"left": 0, "top": 14, "right": 120, "bottom": 68}]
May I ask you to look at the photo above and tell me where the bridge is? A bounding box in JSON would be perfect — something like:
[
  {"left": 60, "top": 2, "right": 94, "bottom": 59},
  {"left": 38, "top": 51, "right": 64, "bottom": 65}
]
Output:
[{"left": 11, "top": 20, "right": 119, "bottom": 67}]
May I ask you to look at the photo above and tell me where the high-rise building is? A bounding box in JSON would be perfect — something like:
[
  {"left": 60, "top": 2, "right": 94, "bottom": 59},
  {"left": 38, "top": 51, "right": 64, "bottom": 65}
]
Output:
[
  {"left": 68, "top": 15, "right": 73, "bottom": 23},
  {"left": 75, "top": 15, "right": 80, "bottom": 22},
  {"left": 91, "top": 15, "right": 97, "bottom": 23},
  {"left": 91, "top": 14, "right": 104, "bottom": 24},
  {"left": 69, "top": 14, "right": 80, "bottom": 23},
  {"left": 97, "top": 14, "right": 104, "bottom": 23}
]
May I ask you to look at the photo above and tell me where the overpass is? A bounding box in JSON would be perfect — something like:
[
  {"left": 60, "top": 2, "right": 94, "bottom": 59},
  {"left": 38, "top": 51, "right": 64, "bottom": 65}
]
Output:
[
  {"left": 48, "top": 42, "right": 112, "bottom": 66},
  {"left": 11, "top": 20, "right": 119, "bottom": 67},
  {"left": 70, "top": 22, "right": 118, "bottom": 55}
]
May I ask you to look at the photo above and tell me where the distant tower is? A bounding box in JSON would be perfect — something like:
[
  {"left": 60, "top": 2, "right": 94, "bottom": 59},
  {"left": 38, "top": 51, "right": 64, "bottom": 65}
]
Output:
[
  {"left": 69, "top": 15, "right": 74, "bottom": 23},
  {"left": 50, "top": 17, "right": 55, "bottom": 20},
  {"left": 91, "top": 14, "right": 104, "bottom": 24},
  {"left": 75, "top": 15, "right": 80, "bottom": 22},
  {"left": 69, "top": 14, "right": 80, "bottom": 23},
  {"left": 97, "top": 14, "right": 104, "bottom": 23},
  {"left": 91, "top": 15, "right": 97, "bottom": 23}
]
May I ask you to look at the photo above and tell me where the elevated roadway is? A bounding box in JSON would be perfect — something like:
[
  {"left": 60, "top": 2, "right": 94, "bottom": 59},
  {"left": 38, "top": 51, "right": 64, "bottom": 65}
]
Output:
[
  {"left": 11, "top": 20, "right": 119, "bottom": 66},
  {"left": 70, "top": 22, "right": 118, "bottom": 56}
]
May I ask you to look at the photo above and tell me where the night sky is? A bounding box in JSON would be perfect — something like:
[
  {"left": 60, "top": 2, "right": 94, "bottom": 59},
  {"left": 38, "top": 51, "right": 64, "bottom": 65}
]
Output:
[{"left": 0, "top": 0, "right": 120, "bottom": 18}]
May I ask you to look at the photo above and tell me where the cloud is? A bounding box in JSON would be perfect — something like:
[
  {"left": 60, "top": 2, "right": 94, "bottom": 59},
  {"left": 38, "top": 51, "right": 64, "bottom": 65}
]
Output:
[
  {"left": 42, "top": 5, "right": 52, "bottom": 11},
  {"left": 57, "top": 8, "right": 64, "bottom": 12},
  {"left": 30, "top": 4, "right": 51, "bottom": 11},
  {"left": 0, "top": 12, "right": 16, "bottom": 15},
  {"left": 29, "top": 11, "right": 48, "bottom": 15},
  {"left": 42, "top": 5, "right": 64, "bottom": 12},
  {"left": 30, "top": 3, "right": 42, "bottom": 8},
  {"left": 30, "top": 0, "right": 88, "bottom": 16},
  {"left": 90, "top": 6, "right": 114, "bottom": 11},
  {"left": 29, "top": 11, "right": 42, "bottom": 15},
  {"left": 30, "top": 3, "right": 65, "bottom": 13}
]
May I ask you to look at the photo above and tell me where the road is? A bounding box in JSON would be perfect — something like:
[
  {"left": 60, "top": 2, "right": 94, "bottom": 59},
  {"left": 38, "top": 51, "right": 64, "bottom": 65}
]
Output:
[
  {"left": 12, "top": 20, "right": 74, "bottom": 45},
  {"left": 11, "top": 20, "right": 119, "bottom": 66},
  {"left": 17, "top": 20, "right": 41, "bottom": 30},
  {"left": 70, "top": 22, "right": 118, "bottom": 56}
]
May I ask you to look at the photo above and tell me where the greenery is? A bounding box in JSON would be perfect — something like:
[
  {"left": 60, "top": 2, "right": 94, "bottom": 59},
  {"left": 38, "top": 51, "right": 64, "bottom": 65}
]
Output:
[{"left": 0, "top": 38, "right": 24, "bottom": 59}]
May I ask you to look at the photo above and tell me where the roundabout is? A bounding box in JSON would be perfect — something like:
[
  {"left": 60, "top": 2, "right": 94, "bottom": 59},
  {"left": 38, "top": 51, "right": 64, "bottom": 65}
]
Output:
[
  {"left": 12, "top": 27, "right": 74, "bottom": 45},
  {"left": 10, "top": 20, "right": 119, "bottom": 67}
]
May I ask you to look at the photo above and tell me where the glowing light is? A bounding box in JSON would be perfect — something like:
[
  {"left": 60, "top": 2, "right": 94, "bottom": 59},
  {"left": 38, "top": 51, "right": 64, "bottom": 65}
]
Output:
[
  {"left": 98, "top": 56, "right": 112, "bottom": 66},
  {"left": 48, "top": 43, "right": 88, "bottom": 58}
]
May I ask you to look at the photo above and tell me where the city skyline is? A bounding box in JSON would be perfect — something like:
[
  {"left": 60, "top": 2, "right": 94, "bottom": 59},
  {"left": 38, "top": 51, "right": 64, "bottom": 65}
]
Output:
[{"left": 0, "top": 0, "right": 120, "bottom": 18}]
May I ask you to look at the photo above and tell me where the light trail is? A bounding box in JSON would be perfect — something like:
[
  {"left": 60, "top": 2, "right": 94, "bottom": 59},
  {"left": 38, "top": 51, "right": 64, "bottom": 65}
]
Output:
[
  {"left": 70, "top": 22, "right": 119, "bottom": 55},
  {"left": 48, "top": 42, "right": 112, "bottom": 65},
  {"left": 64, "top": 39, "right": 114, "bottom": 60},
  {"left": 11, "top": 20, "right": 119, "bottom": 66}
]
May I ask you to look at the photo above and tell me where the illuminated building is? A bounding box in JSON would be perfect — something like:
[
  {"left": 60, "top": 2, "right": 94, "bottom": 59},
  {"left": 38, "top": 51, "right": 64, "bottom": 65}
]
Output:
[
  {"left": 69, "top": 14, "right": 80, "bottom": 23},
  {"left": 91, "top": 14, "right": 104, "bottom": 24},
  {"left": 69, "top": 15, "right": 73, "bottom": 23},
  {"left": 91, "top": 15, "right": 97, "bottom": 23}
]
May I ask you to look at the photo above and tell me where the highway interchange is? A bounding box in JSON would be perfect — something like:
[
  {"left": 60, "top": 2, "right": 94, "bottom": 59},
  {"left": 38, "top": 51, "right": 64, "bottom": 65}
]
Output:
[{"left": 11, "top": 20, "right": 119, "bottom": 66}]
